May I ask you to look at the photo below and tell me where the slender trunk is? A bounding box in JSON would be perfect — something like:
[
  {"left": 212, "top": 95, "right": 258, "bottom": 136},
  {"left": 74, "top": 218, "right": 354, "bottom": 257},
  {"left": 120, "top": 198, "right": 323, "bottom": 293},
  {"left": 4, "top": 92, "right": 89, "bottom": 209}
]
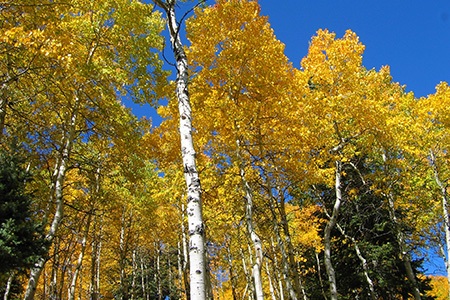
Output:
[
  {"left": 131, "top": 250, "right": 137, "bottom": 300},
  {"left": 237, "top": 141, "right": 264, "bottom": 300},
  {"left": 382, "top": 153, "right": 422, "bottom": 300},
  {"left": 169, "top": 254, "right": 174, "bottom": 298},
  {"left": 240, "top": 247, "right": 252, "bottom": 300},
  {"left": 145, "top": 260, "right": 150, "bottom": 300},
  {"left": 277, "top": 197, "right": 306, "bottom": 300},
  {"left": 178, "top": 241, "right": 184, "bottom": 299},
  {"left": 314, "top": 252, "right": 328, "bottom": 300},
  {"left": 3, "top": 271, "right": 15, "bottom": 300},
  {"left": 96, "top": 226, "right": 102, "bottom": 298},
  {"left": 323, "top": 161, "right": 342, "bottom": 300},
  {"left": 265, "top": 260, "right": 277, "bottom": 300},
  {"left": 119, "top": 208, "right": 132, "bottom": 300},
  {"left": 68, "top": 212, "right": 92, "bottom": 300},
  {"left": 430, "top": 149, "right": 450, "bottom": 299},
  {"left": 49, "top": 238, "right": 60, "bottom": 300},
  {"left": 153, "top": 2, "right": 206, "bottom": 298},
  {"left": 260, "top": 158, "right": 302, "bottom": 300},
  {"left": 0, "top": 68, "right": 15, "bottom": 137},
  {"left": 140, "top": 256, "right": 147, "bottom": 300},
  {"left": 90, "top": 214, "right": 103, "bottom": 300},
  {"left": 334, "top": 222, "right": 376, "bottom": 299},
  {"left": 204, "top": 252, "right": 214, "bottom": 300},
  {"left": 181, "top": 203, "right": 190, "bottom": 299},
  {"left": 226, "top": 242, "right": 238, "bottom": 300},
  {"left": 270, "top": 238, "right": 284, "bottom": 300},
  {"left": 0, "top": 90, "right": 6, "bottom": 136},
  {"left": 24, "top": 95, "right": 79, "bottom": 300},
  {"left": 157, "top": 246, "right": 162, "bottom": 300},
  {"left": 267, "top": 197, "right": 297, "bottom": 300}
]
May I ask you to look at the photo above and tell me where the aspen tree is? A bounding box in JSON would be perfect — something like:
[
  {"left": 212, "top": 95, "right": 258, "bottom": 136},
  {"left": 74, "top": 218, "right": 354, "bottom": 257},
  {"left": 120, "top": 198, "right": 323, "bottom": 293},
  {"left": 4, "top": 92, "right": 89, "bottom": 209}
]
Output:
[{"left": 152, "top": 1, "right": 207, "bottom": 298}]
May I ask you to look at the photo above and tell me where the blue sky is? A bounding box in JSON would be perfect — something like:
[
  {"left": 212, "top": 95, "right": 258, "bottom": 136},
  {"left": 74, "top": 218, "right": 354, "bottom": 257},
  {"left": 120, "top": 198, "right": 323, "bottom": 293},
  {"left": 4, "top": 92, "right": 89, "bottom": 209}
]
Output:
[{"left": 258, "top": 0, "right": 450, "bottom": 98}]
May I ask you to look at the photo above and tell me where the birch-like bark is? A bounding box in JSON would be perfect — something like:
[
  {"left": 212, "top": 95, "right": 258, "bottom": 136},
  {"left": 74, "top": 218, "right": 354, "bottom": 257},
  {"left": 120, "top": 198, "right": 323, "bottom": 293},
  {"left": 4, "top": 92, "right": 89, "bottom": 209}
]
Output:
[
  {"left": 23, "top": 96, "right": 79, "bottom": 300},
  {"left": 265, "top": 260, "right": 277, "bottom": 300},
  {"left": 334, "top": 222, "right": 376, "bottom": 299},
  {"left": 237, "top": 141, "right": 264, "bottom": 300},
  {"left": 181, "top": 204, "right": 190, "bottom": 299},
  {"left": 156, "top": 246, "right": 162, "bottom": 300},
  {"left": 314, "top": 252, "right": 328, "bottom": 300},
  {"left": 68, "top": 212, "right": 92, "bottom": 300},
  {"left": 278, "top": 198, "right": 308, "bottom": 300},
  {"left": 240, "top": 247, "right": 253, "bottom": 300},
  {"left": 139, "top": 257, "right": 146, "bottom": 300},
  {"left": 225, "top": 241, "right": 238, "bottom": 300},
  {"left": 3, "top": 271, "right": 15, "bottom": 300},
  {"left": 429, "top": 149, "right": 450, "bottom": 299},
  {"left": 90, "top": 214, "right": 103, "bottom": 300},
  {"left": 0, "top": 89, "right": 7, "bottom": 136},
  {"left": 131, "top": 250, "right": 136, "bottom": 300},
  {"left": 71, "top": 167, "right": 99, "bottom": 300},
  {"left": 382, "top": 153, "right": 422, "bottom": 300},
  {"left": 119, "top": 208, "right": 133, "bottom": 299},
  {"left": 261, "top": 156, "right": 304, "bottom": 300},
  {"left": 323, "top": 161, "right": 342, "bottom": 300},
  {"left": 152, "top": 1, "right": 206, "bottom": 298},
  {"left": 267, "top": 197, "right": 297, "bottom": 300}
]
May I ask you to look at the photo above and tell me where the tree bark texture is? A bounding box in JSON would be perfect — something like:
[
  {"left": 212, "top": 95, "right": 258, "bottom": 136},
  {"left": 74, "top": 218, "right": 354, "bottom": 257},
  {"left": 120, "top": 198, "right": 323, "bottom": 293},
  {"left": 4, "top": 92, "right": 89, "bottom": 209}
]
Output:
[
  {"left": 23, "top": 96, "right": 79, "bottom": 300},
  {"left": 323, "top": 161, "right": 342, "bottom": 300},
  {"left": 152, "top": 1, "right": 206, "bottom": 299},
  {"left": 429, "top": 149, "right": 450, "bottom": 300}
]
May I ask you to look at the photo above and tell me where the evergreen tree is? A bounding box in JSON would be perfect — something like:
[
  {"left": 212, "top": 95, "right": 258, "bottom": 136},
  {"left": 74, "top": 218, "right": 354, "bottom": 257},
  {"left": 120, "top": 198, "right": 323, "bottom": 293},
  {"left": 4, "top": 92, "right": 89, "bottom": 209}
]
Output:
[
  {"left": 301, "top": 155, "right": 434, "bottom": 299},
  {"left": 0, "top": 147, "right": 46, "bottom": 276}
]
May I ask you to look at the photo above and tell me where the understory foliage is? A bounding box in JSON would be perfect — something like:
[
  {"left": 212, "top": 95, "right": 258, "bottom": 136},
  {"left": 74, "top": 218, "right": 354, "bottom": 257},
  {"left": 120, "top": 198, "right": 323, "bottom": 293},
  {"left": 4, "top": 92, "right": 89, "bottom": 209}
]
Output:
[
  {"left": 0, "top": 146, "right": 47, "bottom": 296},
  {"left": 0, "top": 0, "right": 448, "bottom": 299}
]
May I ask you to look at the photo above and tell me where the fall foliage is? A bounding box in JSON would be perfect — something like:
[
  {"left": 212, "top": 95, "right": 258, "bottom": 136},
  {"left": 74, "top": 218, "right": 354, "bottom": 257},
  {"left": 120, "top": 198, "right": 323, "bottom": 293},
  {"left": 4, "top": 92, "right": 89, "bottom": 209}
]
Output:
[{"left": 1, "top": 0, "right": 449, "bottom": 299}]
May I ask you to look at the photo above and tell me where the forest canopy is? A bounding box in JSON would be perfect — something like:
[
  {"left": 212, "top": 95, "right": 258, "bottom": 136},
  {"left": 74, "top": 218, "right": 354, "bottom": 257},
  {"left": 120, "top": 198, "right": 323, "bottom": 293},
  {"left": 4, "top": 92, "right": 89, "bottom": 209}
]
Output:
[{"left": 0, "top": 0, "right": 449, "bottom": 299}]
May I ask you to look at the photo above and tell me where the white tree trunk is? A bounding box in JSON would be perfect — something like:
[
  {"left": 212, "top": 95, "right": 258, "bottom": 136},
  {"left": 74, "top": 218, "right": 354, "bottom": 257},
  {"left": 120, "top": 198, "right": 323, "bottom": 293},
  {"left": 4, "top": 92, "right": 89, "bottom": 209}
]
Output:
[
  {"left": 265, "top": 260, "right": 277, "bottom": 300},
  {"left": 68, "top": 213, "right": 92, "bottom": 300},
  {"left": 323, "top": 160, "right": 342, "bottom": 300},
  {"left": 429, "top": 149, "right": 450, "bottom": 299},
  {"left": 23, "top": 98, "right": 79, "bottom": 300},
  {"left": 152, "top": 2, "right": 206, "bottom": 299},
  {"left": 382, "top": 153, "right": 422, "bottom": 300},
  {"left": 237, "top": 141, "right": 264, "bottom": 300},
  {"left": 268, "top": 198, "right": 297, "bottom": 300},
  {"left": 334, "top": 222, "right": 376, "bottom": 299},
  {"left": 270, "top": 238, "right": 284, "bottom": 300},
  {"left": 3, "top": 271, "right": 15, "bottom": 300}
]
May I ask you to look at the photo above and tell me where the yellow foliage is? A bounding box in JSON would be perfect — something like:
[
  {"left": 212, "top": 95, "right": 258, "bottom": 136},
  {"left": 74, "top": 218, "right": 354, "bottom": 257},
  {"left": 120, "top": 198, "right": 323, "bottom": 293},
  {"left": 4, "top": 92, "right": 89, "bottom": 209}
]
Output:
[{"left": 428, "top": 276, "right": 449, "bottom": 299}]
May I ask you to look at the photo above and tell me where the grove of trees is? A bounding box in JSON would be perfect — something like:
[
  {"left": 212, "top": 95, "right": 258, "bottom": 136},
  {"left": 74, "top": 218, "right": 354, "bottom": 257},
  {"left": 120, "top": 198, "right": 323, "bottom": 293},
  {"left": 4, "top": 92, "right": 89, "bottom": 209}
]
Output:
[{"left": 1, "top": 0, "right": 450, "bottom": 299}]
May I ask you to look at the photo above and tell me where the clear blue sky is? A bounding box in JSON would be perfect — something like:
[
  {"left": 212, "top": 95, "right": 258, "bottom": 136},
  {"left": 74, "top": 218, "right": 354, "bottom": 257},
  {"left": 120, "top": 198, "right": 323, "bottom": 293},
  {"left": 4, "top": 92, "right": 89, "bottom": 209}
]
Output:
[{"left": 258, "top": 0, "right": 450, "bottom": 98}]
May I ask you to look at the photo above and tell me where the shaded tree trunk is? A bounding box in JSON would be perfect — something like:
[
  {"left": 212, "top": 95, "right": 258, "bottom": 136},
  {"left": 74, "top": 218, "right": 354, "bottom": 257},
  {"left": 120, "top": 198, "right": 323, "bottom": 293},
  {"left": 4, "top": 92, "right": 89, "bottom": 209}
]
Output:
[
  {"left": 323, "top": 161, "right": 342, "bottom": 300},
  {"left": 429, "top": 149, "right": 450, "bottom": 300},
  {"left": 334, "top": 221, "right": 376, "bottom": 299},
  {"left": 3, "top": 271, "right": 15, "bottom": 300},
  {"left": 90, "top": 214, "right": 103, "bottom": 300},
  {"left": 68, "top": 212, "right": 92, "bottom": 300},
  {"left": 382, "top": 153, "right": 422, "bottom": 300},
  {"left": 237, "top": 141, "right": 264, "bottom": 300},
  {"left": 23, "top": 94, "right": 79, "bottom": 300}
]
